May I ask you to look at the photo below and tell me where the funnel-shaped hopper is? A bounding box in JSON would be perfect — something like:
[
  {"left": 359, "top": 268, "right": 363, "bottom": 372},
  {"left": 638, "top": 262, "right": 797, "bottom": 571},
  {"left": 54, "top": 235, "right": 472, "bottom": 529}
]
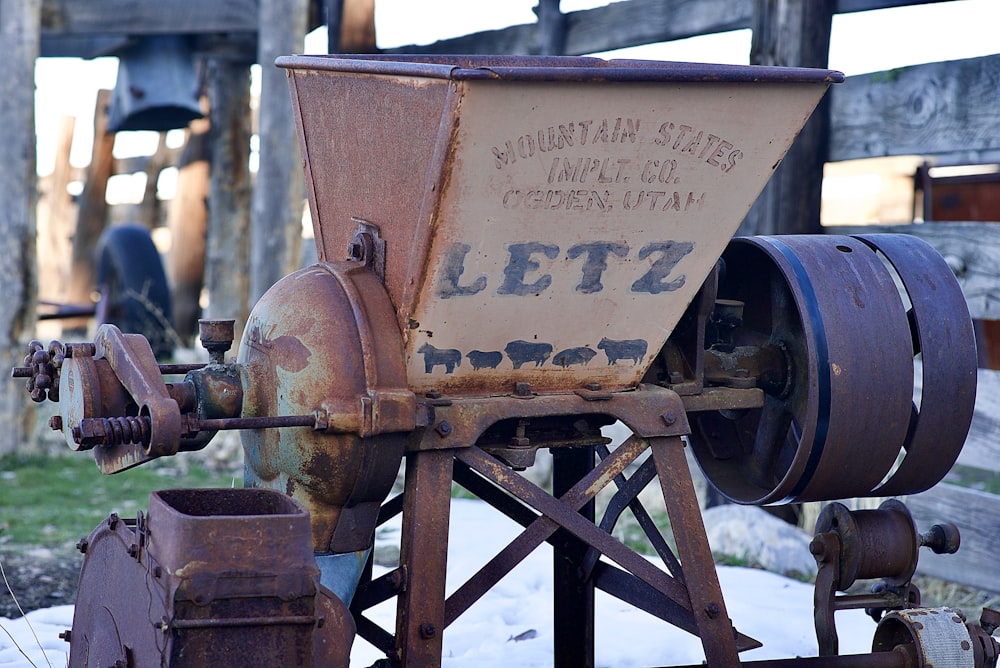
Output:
[{"left": 278, "top": 55, "right": 841, "bottom": 395}]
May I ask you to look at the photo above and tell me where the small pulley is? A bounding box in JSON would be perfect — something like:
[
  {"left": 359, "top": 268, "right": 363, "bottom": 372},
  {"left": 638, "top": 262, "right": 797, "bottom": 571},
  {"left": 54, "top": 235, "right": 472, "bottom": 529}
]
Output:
[{"left": 810, "top": 499, "right": 967, "bottom": 656}]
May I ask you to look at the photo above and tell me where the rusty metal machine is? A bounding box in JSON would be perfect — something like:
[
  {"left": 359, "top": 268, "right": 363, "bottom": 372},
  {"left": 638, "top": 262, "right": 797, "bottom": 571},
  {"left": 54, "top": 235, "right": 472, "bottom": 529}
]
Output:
[{"left": 13, "top": 55, "right": 996, "bottom": 666}]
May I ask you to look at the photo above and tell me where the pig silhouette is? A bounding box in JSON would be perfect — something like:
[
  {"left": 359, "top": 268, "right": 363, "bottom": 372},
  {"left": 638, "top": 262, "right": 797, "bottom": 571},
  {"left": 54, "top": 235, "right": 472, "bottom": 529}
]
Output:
[
  {"left": 552, "top": 346, "right": 598, "bottom": 368},
  {"left": 467, "top": 350, "right": 503, "bottom": 370},
  {"left": 504, "top": 340, "right": 553, "bottom": 369}
]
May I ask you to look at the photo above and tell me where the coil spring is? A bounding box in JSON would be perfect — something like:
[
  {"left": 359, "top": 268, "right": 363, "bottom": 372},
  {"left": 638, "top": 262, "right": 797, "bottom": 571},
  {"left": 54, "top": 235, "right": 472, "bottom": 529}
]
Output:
[{"left": 96, "top": 416, "right": 152, "bottom": 447}]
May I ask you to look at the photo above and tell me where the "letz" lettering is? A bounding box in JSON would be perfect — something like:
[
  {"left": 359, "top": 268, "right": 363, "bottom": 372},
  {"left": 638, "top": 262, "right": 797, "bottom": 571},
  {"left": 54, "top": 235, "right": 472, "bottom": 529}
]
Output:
[{"left": 435, "top": 240, "right": 694, "bottom": 298}]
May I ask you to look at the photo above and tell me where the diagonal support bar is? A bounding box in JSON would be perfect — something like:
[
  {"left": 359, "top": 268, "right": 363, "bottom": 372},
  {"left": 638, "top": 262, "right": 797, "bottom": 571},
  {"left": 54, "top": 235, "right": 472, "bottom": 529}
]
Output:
[
  {"left": 650, "top": 435, "right": 742, "bottom": 666},
  {"left": 447, "top": 438, "right": 697, "bottom": 633}
]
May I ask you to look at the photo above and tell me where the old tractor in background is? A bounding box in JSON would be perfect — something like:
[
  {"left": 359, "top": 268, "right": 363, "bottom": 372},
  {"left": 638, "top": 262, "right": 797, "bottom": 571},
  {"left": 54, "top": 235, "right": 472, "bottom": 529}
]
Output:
[{"left": 13, "top": 55, "right": 995, "bottom": 667}]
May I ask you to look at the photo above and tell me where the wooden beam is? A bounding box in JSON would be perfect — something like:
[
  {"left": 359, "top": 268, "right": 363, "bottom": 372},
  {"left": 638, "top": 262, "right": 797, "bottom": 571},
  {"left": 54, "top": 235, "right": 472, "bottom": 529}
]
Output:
[
  {"left": 167, "top": 122, "right": 210, "bottom": 344},
  {"left": 908, "top": 482, "right": 1000, "bottom": 592},
  {"left": 0, "top": 0, "right": 41, "bottom": 453},
  {"left": 382, "top": 0, "right": 954, "bottom": 58},
  {"left": 829, "top": 55, "right": 1000, "bottom": 163},
  {"left": 250, "top": 0, "right": 308, "bottom": 304},
  {"left": 34, "top": 0, "right": 956, "bottom": 59},
  {"left": 65, "top": 89, "right": 115, "bottom": 333},
  {"left": 384, "top": 0, "right": 752, "bottom": 56},
  {"left": 37, "top": 115, "right": 76, "bottom": 305},
  {"left": 39, "top": 0, "right": 259, "bottom": 36},
  {"left": 739, "top": 0, "right": 835, "bottom": 235},
  {"left": 205, "top": 56, "right": 252, "bottom": 348}
]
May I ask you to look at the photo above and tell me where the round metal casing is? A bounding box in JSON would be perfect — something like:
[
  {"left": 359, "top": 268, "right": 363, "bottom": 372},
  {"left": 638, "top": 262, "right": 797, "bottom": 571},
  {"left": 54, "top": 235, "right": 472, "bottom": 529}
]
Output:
[
  {"left": 873, "top": 608, "right": 976, "bottom": 667},
  {"left": 59, "top": 353, "right": 129, "bottom": 452},
  {"left": 238, "top": 261, "right": 412, "bottom": 553}
]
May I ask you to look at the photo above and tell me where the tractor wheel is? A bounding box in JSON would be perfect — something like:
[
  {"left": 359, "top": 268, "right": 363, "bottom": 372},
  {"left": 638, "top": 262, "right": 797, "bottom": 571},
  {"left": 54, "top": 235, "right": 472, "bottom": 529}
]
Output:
[{"left": 95, "top": 224, "right": 174, "bottom": 358}]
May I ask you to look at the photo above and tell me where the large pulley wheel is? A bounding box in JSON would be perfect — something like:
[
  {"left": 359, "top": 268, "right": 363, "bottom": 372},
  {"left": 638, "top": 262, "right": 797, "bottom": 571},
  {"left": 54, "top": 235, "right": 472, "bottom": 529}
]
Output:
[{"left": 688, "top": 234, "right": 976, "bottom": 505}]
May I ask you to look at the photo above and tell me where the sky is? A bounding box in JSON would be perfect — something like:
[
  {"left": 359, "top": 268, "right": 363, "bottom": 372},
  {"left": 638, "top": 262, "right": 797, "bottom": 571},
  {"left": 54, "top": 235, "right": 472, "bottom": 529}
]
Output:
[{"left": 32, "top": 0, "right": 1000, "bottom": 194}]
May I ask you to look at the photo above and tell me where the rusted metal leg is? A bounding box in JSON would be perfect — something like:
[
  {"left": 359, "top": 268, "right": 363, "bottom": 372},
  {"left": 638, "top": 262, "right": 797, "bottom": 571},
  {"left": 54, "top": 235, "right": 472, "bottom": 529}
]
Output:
[
  {"left": 552, "top": 446, "right": 596, "bottom": 668},
  {"left": 395, "top": 449, "right": 454, "bottom": 667},
  {"left": 650, "top": 435, "right": 741, "bottom": 667}
]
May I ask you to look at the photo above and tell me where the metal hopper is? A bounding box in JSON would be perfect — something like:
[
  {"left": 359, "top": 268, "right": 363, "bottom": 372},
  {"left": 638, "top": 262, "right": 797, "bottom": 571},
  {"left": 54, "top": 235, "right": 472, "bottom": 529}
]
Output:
[{"left": 278, "top": 55, "right": 841, "bottom": 396}]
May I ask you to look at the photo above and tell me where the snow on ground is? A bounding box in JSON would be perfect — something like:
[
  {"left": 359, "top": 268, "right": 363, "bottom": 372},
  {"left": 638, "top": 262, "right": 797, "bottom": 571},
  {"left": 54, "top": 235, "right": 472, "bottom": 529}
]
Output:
[{"left": 1, "top": 499, "right": 878, "bottom": 667}]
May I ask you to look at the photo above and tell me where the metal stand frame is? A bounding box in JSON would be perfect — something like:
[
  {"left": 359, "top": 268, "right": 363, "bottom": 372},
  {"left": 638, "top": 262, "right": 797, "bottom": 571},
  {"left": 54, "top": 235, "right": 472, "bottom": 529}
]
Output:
[{"left": 349, "top": 385, "right": 749, "bottom": 667}]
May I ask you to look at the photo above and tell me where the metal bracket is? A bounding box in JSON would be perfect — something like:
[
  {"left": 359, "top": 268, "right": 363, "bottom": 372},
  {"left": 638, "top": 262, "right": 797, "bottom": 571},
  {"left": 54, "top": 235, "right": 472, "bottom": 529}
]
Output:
[{"left": 348, "top": 217, "right": 386, "bottom": 283}]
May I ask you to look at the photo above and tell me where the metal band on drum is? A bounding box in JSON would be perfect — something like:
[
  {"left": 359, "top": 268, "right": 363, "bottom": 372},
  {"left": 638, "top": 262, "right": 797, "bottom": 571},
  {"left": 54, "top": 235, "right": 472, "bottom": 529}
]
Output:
[{"left": 854, "top": 234, "right": 977, "bottom": 497}]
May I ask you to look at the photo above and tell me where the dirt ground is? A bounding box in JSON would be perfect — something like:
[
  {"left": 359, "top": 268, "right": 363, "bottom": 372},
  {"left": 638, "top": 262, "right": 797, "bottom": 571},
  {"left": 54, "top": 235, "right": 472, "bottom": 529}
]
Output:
[{"left": 0, "top": 547, "right": 81, "bottom": 619}]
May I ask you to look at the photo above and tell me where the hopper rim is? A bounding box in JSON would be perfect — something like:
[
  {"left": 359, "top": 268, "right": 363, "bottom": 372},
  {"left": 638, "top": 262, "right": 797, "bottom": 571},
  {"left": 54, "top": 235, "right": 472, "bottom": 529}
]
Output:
[{"left": 276, "top": 53, "right": 844, "bottom": 85}]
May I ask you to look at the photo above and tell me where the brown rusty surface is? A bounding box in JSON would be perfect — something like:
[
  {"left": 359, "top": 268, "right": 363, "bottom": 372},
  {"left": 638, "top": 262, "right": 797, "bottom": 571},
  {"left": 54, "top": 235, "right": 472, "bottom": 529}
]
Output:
[
  {"left": 394, "top": 449, "right": 454, "bottom": 667},
  {"left": 650, "top": 436, "right": 741, "bottom": 666},
  {"left": 94, "top": 324, "right": 182, "bottom": 456},
  {"left": 412, "top": 383, "right": 688, "bottom": 453},
  {"left": 69, "top": 489, "right": 346, "bottom": 667},
  {"left": 284, "top": 67, "right": 457, "bottom": 323},
  {"left": 811, "top": 500, "right": 927, "bottom": 656},
  {"left": 689, "top": 235, "right": 918, "bottom": 504},
  {"left": 854, "top": 234, "right": 978, "bottom": 497},
  {"left": 815, "top": 500, "right": 919, "bottom": 589},
  {"left": 238, "top": 261, "right": 412, "bottom": 553}
]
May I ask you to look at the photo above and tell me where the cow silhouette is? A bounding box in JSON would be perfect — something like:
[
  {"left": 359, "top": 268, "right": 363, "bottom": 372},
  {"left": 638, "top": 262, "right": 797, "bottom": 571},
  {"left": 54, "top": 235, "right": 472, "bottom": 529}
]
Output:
[
  {"left": 417, "top": 342, "right": 462, "bottom": 374},
  {"left": 467, "top": 350, "right": 503, "bottom": 370},
  {"left": 552, "top": 346, "right": 597, "bottom": 368},
  {"left": 597, "top": 337, "right": 648, "bottom": 365},
  {"left": 504, "top": 340, "right": 553, "bottom": 369}
]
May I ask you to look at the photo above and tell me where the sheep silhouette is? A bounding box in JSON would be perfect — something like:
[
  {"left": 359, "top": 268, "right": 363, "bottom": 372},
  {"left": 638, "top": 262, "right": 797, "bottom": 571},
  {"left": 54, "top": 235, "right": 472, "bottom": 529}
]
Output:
[
  {"left": 597, "top": 337, "right": 648, "bottom": 365},
  {"left": 504, "top": 340, "right": 553, "bottom": 369},
  {"left": 552, "top": 346, "right": 597, "bottom": 368},
  {"left": 467, "top": 350, "right": 503, "bottom": 370},
  {"left": 417, "top": 342, "right": 462, "bottom": 374}
]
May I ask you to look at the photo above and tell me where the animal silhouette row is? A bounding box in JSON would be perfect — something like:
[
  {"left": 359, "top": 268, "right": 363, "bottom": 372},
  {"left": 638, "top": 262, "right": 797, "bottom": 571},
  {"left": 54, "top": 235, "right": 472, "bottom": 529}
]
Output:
[{"left": 417, "top": 337, "right": 648, "bottom": 374}]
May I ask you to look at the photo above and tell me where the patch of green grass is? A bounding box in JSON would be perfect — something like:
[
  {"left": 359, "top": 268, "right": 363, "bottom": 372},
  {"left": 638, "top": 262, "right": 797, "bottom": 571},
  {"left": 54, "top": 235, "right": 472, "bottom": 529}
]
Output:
[
  {"left": 0, "top": 453, "right": 238, "bottom": 550},
  {"left": 946, "top": 464, "right": 1000, "bottom": 495}
]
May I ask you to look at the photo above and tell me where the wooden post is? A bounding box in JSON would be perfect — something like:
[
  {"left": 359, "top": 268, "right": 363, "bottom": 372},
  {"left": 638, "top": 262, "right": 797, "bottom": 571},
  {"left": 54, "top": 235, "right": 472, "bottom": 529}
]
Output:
[
  {"left": 249, "top": 0, "right": 309, "bottom": 306},
  {"left": 136, "top": 132, "right": 171, "bottom": 230},
  {"left": 38, "top": 115, "right": 77, "bottom": 306},
  {"left": 328, "top": 0, "right": 377, "bottom": 54},
  {"left": 205, "top": 53, "right": 253, "bottom": 349},
  {"left": 166, "top": 115, "right": 210, "bottom": 344},
  {"left": 67, "top": 88, "right": 115, "bottom": 329},
  {"left": 0, "top": 0, "right": 41, "bottom": 453},
  {"left": 536, "top": 0, "right": 567, "bottom": 56},
  {"left": 739, "top": 0, "right": 834, "bottom": 236}
]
